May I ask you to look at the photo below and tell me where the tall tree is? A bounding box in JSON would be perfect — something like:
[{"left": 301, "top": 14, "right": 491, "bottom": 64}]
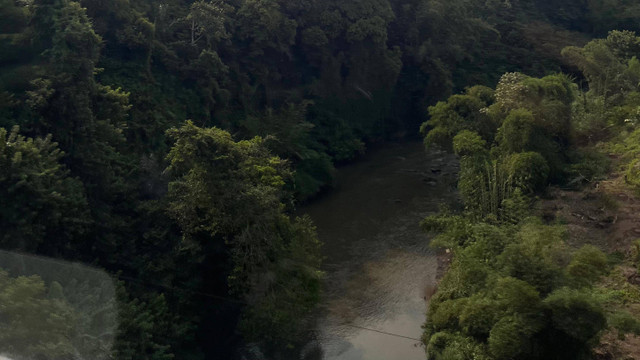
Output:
[
  {"left": 165, "top": 121, "right": 322, "bottom": 349},
  {"left": 0, "top": 126, "right": 89, "bottom": 255}
]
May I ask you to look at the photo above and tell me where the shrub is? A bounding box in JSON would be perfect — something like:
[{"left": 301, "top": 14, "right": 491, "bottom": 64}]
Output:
[
  {"left": 466, "top": 85, "right": 495, "bottom": 106},
  {"left": 543, "top": 288, "right": 607, "bottom": 343},
  {"left": 488, "top": 315, "right": 539, "bottom": 360},
  {"left": 430, "top": 255, "right": 493, "bottom": 304},
  {"left": 498, "top": 223, "right": 566, "bottom": 295},
  {"left": 503, "top": 151, "right": 550, "bottom": 193},
  {"left": 423, "top": 125, "right": 453, "bottom": 151},
  {"left": 459, "top": 295, "right": 498, "bottom": 337},
  {"left": 453, "top": 130, "right": 487, "bottom": 157},
  {"left": 500, "top": 188, "right": 531, "bottom": 224},
  {"left": 566, "top": 245, "right": 608, "bottom": 287},
  {"left": 426, "top": 332, "right": 489, "bottom": 360},
  {"left": 608, "top": 311, "right": 640, "bottom": 338},
  {"left": 491, "top": 277, "right": 542, "bottom": 315},
  {"left": 496, "top": 109, "right": 536, "bottom": 154},
  {"left": 422, "top": 93, "right": 496, "bottom": 150},
  {"left": 430, "top": 298, "right": 470, "bottom": 330}
]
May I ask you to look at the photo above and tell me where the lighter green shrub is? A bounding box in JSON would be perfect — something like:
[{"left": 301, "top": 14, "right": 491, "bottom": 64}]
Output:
[
  {"left": 453, "top": 130, "right": 487, "bottom": 157},
  {"left": 496, "top": 109, "right": 536, "bottom": 154},
  {"left": 543, "top": 288, "right": 607, "bottom": 343},
  {"left": 566, "top": 245, "right": 609, "bottom": 287},
  {"left": 488, "top": 315, "right": 539, "bottom": 360},
  {"left": 503, "top": 152, "right": 550, "bottom": 193}
]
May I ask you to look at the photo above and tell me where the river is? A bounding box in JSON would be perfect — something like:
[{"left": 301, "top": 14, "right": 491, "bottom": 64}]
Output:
[{"left": 299, "top": 142, "right": 459, "bottom": 360}]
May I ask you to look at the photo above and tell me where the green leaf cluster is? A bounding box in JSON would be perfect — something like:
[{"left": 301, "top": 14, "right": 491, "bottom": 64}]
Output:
[
  {"left": 422, "top": 72, "right": 579, "bottom": 219},
  {"left": 423, "top": 216, "right": 613, "bottom": 360},
  {"left": 165, "top": 121, "right": 322, "bottom": 348}
]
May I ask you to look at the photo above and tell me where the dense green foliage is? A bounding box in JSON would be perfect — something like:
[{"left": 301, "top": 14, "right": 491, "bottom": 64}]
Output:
[
  {"left": 422, "top": 71, "right": 576, "bottom": 218},
  {"left": 420, "top": 31, "right": 640, "bottom": 360},
  {"left": 3, "top": 0, "right": 640, "bottom": 358},
  {"left": 0, "top": 126, "right": 89, "bottom": 253},
  {"left": 165, "top": 121, "right": 321, "bottom": 348},
  {"left": 564, "top": 31, "right": 640, "bottom": 191},
  {"left": 421, "top": 216, "right": 623, "bottom": 360},
  {"left": 2, "top": 0, "right": 632, "bottom": 198}
]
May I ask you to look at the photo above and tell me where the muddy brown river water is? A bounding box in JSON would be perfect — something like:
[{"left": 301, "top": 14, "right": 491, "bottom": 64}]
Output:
[{"left": 298, "top": 142, "right": 459, "bottom": 360}]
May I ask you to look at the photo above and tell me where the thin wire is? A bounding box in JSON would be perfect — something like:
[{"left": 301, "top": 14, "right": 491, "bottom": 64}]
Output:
[
  {"left": 117, "top": 274, "right": 248, "bottom": 305},
  {"left": 116, "top": 274, "right": 424, "bottom": 343},
  {"left": 339, "top": 323, "right": 422, "bottom": 342}
]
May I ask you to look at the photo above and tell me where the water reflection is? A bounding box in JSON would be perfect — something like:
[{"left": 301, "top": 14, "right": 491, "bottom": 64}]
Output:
[{"left": 301, "top": 142, "right": 458, "bottom": 360}]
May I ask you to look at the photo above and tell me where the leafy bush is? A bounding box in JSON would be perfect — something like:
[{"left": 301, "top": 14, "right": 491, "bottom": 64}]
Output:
[
  {"left": 566, "top": 245, "right": 609, "bottom": 287},
  {"left": 423, "top": 216, "right": 612, "bottom": 359},
  {"left": 607, "top": 311, "right": 640, "bottom": 338},
  {"left": 0, "top": 126, "right": 89, "bottom": 253},
  {"left": 423, "top": 126, "right": 454, "bottom": 151},
  {"left": 426, "top": 331, "right": 490, "bottom": 360},
  {"left": 499, "top": 188, "right": 531, "bottom": 224},
  {"left": 453, "top": 130, "right": 487, "bottom": 157},
  {"left": 488, "top": 314, "right": 541, "bottom": 360},
  {"left": 423, "top": 71, "right": 581, "bottom": 215},
  {"left": 459, "top": 294, "right": 498, "bottom": 337},
  {"left": 422, "top": 92, "right": 496, "bottom": 150},
  {"left": 543, "top": 288, "right": 607, "bottom": 343},
  {"left": 0, "top": 270, "right": 76, "bottom": 360},
  {"left": 466, "top": 85, "right": 495, "bottom": 105},
  {"left": 421, "top": 33, "right": 640, "bottom": 360},
  {"left": 496, "top": 109, "right": 536, "bottom": 154},
  {"left": 503, "top": 152, "right": 550, "bottom": 193}
]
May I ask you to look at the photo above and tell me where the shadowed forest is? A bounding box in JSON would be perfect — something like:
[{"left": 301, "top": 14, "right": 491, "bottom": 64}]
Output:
[{"left": 2, "top": 0, "right": 640, "bottom": 359}]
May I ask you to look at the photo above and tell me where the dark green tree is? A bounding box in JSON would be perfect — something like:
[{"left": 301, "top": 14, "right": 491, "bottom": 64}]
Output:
[
  {"left": 165, "top": 121, "right": 322, "bottom": 348},
  {"left": 0, "top": 126, "right": 89, "bottom": 254}
]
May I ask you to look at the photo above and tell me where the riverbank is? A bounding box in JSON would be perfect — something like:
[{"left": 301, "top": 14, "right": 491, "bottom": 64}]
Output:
[
  {"left": 536, "top": 156, "right": 640, "bottom": 359},
  {"left": 427, "top": 151, "right": 640, "bottom": 359}
]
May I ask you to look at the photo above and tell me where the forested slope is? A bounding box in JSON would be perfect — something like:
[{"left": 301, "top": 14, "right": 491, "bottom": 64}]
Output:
[
  {"left": 2, "top": 0, "right": 640, "bottom": 359},
  {"left": 420, "top": 31, "right": 640, "bottom": 360}
]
